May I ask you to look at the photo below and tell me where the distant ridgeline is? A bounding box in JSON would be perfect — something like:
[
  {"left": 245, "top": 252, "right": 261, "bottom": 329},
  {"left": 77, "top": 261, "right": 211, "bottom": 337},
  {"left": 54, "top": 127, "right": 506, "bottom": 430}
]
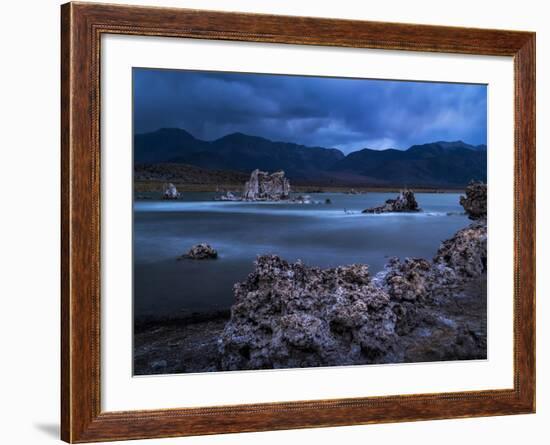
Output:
[{"left": 134, "top": 128, "right": 487, "bottom": 188}]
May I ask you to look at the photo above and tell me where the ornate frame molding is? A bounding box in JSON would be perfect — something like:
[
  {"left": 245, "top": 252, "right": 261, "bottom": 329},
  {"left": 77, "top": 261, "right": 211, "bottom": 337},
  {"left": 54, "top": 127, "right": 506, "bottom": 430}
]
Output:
[{"left": 61, "top": 2, "right": 535, "bottom": 442}]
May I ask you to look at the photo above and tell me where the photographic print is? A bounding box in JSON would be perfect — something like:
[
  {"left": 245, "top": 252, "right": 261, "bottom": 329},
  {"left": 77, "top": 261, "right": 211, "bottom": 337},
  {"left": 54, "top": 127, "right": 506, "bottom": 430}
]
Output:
[{"left": 133, "top": 68, "right": 488, "bottom": 376}]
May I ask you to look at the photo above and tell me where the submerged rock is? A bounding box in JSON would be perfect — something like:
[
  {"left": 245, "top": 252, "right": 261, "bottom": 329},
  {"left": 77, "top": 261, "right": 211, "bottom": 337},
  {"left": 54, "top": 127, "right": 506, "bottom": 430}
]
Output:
[
  {"left": 362, "top": 189, "right": 420, "bottom": 213},
  {"left": 162, "top": 183, "right": 180, "bottom": 200},
  {"left": 460, "top": 181, "right": 487, "bottom": 220},
  {"left": 179, "top": 243, "right": 218, "bottom": 260},
  {"left": 243, "top": 169, "right": 291, "bottom": 201},
  {"left": 219, "top": 256, "right": 398, "bottom": 370},
  {"left": 216, "top": 191, "right": 239, "bottom": 201},
  {"left": 293, "top": 194, "right": 312, "bottom": 204}
]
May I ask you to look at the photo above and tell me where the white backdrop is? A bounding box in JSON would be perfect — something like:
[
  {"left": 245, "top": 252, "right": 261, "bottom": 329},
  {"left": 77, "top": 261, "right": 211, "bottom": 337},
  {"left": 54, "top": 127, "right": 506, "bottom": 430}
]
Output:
[
  {"left": 0, "top": 0, "right": 547, "bottom": 444},
  {"left": 102, "top": 35, "right": 514, "bottom": 411}
]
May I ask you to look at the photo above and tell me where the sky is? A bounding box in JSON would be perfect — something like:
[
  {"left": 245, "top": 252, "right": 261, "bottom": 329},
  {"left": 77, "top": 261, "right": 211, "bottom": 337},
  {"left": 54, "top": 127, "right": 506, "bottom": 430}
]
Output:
[{"left": 133, "top": 68, "right": 487, "bottom": 154}]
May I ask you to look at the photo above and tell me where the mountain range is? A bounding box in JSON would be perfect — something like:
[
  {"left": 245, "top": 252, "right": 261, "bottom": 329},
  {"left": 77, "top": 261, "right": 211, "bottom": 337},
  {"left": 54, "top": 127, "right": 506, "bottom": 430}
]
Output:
[{"left": 135, "top": 128, "right": 487, "bottom": 188}]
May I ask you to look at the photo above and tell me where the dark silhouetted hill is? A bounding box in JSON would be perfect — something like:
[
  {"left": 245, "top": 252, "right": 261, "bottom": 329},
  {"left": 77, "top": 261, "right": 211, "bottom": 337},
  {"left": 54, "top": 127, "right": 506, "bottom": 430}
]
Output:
[{"left": 135, "top": 129, "right": 486, "bottom": 187}]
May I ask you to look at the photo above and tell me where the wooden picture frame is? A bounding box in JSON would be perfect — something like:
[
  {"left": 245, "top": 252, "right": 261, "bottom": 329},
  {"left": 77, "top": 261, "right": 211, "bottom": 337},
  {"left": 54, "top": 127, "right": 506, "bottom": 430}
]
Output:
[{"left": 61, "top": 2, "right": 535, "bottom": 442}]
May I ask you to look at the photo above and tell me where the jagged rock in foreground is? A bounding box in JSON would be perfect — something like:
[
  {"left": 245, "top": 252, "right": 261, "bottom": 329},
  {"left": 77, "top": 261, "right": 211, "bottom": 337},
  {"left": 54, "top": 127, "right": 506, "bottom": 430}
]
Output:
[
  {"left": 179, "top": 243, "right": 218, "bottom": 260},
  {"left": 243, "top": 169, "right": 291, "bottom": 201},
  {"left": 434, "top": 220, "right": 487, "bottom": 279},
  {"left": 375, "top": 216, "right": 486, "bottom": 336},
  {"left": 460, "top": 181, "right": 487, "bottom": 220},
  {"left": 162, "top": 183, "right": 180, "bottom": 200},
  {"left": 218, "top": 247, "right": 486, "bottom": 370},
  {"left": 219, "top": 207, "right": 488, "bottom": 370},
  {"left": 377, "top": 257, "right": 441, "bottom": 303},
  {"left": 362, "top": 189, "right": 420, "bottom": 213},
  {"left": 219, "top": 256, "right": 399, "bottom": 370},
  {"left": 433, "top": 181, "right": 487, "bottom": 279}
]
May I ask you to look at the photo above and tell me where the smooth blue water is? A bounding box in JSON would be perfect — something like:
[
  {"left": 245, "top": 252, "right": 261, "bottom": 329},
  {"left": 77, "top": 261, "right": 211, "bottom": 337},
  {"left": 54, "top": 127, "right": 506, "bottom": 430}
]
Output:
[{"left": 134, "top": 192, "right": 469, "bottom": 318}]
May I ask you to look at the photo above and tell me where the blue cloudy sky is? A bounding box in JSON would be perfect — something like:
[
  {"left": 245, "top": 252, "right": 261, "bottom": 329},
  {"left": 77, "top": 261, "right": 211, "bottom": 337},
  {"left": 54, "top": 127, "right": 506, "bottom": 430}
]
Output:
[{"left": 133, "top": 68, "right": 487, "bottom": 154}]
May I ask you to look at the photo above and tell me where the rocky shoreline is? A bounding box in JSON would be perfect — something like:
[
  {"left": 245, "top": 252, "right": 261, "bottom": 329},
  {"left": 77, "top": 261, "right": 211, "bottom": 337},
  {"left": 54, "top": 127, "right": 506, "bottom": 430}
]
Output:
[
  {"left": 135, "top": 182, "right": 487, "bottom": 375},
  {"left": 134, "top": 274, "right": 485, "bottom": 374},
  {"left": 134, "top": 312, "right": 229, "bottom": 375}
]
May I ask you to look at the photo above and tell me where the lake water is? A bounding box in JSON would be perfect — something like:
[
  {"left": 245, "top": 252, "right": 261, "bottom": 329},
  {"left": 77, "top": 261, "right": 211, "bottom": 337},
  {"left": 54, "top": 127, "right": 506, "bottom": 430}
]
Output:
[{"left": 134, "top": 192, "right": 469, "bottom": 319}]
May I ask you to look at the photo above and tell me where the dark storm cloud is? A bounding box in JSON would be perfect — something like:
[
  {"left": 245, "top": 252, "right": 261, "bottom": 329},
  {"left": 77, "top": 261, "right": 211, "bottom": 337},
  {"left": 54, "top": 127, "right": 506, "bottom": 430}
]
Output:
[{"left": 133, "top": 68, "right": 487, "bottom": 154}]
